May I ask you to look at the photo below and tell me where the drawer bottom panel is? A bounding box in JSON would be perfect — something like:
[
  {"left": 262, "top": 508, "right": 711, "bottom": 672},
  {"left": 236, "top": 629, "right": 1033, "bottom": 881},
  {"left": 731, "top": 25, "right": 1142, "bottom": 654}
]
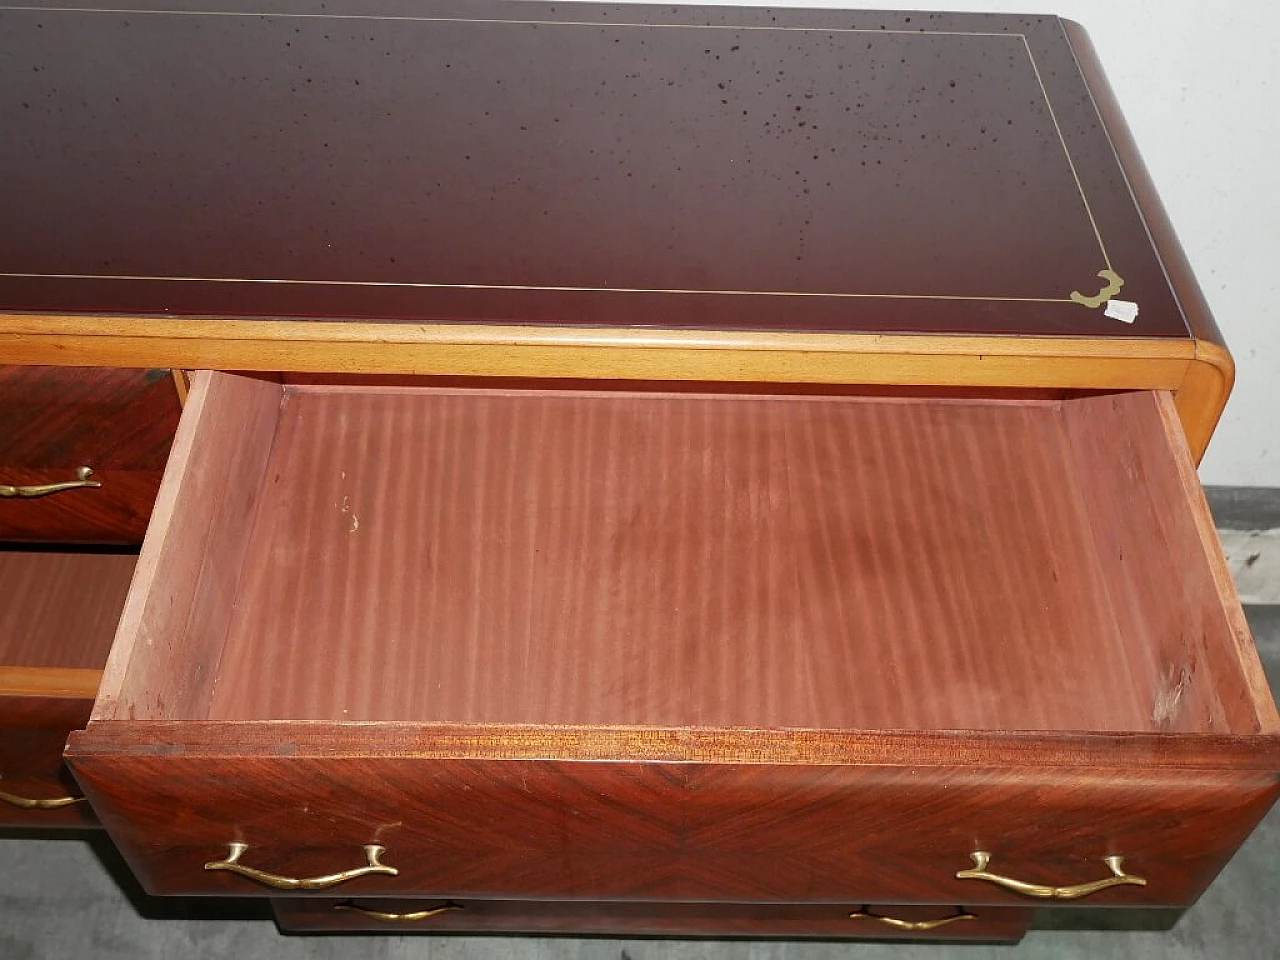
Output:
[{"left": 272, "top": 898, "right": 1033, "bottom": 941}]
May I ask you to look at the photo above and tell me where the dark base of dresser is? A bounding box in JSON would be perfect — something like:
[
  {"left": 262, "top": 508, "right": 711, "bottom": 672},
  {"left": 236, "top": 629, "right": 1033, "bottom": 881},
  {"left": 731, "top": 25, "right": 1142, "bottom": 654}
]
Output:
[{"left": 272, "top": 898, "right": 1032, "bottom": 942}]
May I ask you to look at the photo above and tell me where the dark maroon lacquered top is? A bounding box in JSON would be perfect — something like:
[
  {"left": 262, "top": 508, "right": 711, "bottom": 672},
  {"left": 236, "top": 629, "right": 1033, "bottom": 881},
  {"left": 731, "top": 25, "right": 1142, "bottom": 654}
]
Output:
[{"left": 0, "top": 1, "right": 1188, "bottom": 338}]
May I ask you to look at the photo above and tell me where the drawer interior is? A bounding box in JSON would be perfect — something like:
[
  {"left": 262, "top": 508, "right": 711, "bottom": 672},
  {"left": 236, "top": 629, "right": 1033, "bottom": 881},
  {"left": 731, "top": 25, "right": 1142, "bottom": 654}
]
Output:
[
  {"left": 92, "top": 372, "right": 1276, "bottom": 735},
  {"left": 0, "top": 549, "right": 136, "bottom": 696}
]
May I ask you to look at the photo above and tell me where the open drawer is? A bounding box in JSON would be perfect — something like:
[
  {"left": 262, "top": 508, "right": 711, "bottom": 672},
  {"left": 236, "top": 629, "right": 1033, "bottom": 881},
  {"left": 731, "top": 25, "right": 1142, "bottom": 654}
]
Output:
[
  {"left": 66, "top": 372, "right": 1279, "bottom": 902},
  {"left": 1, "top": 548, "right": 135, "bottom": 827}
]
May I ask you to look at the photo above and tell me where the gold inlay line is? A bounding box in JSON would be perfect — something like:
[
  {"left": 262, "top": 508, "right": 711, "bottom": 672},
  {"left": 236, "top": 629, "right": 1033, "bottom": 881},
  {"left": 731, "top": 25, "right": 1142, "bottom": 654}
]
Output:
[
  {"left": 1020, "top": 34, "right": 1112, "bottom": 271},
  {"left": 0, "top": 7, "right": 1028, "bottom": 38},
  {"left": 0, "top": 273, "right": 1074, "bottom": 303}
]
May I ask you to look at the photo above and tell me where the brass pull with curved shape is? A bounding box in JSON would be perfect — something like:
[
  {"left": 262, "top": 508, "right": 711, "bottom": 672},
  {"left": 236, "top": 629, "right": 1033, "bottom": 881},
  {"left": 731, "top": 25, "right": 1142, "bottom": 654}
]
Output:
[
  {"left": 956, "top": 851, "right": 1147, "bottom": 900},
  {"left": 203, "top": 843, "right": 398, "bottom": 890},
  {"left": 0, "top": 466, "right": 102, "bottom": 499},
  {"left": 0, "top": 773, "right": 86, "bottom": 810},
  {"left": 1069, "top": 268, "right": 1124, "bottom": 309},
  {"left": 335, "top": 900, "right": 464, "bottom": 922},
  {"left": 848, "top": 906, "right": 974, "bottom": 932}
]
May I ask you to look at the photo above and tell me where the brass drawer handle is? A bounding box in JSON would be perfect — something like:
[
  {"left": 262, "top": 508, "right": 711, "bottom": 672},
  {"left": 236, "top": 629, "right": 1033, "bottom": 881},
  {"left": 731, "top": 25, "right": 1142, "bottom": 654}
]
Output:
[
  {"left": 849, "top": 906, "right": 974, "bottom": 932},
  {"left": 0, "top": 466, "right": 101, "bottom": 498},
  {"left": 0, "top": 773, "right": 85, "bottom": 810},
  {"left": 956, "top": 851, "right": 1147, "bottom": 900},
  {"left": 203, "top": 843, "right": 398, "bottom": 890},
  {"left": 335, "top": 900, "right": 463, "bottom": 922}
]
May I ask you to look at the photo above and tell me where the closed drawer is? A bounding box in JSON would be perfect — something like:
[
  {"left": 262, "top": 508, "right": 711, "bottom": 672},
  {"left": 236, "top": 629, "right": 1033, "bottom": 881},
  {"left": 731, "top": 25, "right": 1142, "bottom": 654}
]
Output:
[
  {"left": 67, "top": 373, "right": 1280, "bottom": 903},
  {"left": 0, "top": 696, "right": 96, "bottom": 828},
  {"left": 0, "top": 549, "right": 135, "bottom": 827},
  {"left": 273, "top": 898, "right": 1033, "bottom": 941},
  {"left": 0, "top": 366, "right": 181, "bottom": 543}
]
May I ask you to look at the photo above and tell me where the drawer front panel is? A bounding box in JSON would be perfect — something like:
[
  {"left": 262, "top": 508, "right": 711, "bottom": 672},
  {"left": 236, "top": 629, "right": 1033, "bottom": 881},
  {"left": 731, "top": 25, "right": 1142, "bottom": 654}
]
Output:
[
  {"left": 66, "top": 744, "right": 1279, "bottom": 903},
  {"left": 0, "top": 366, "right": 181, "bottom": 543},
  {"left": 0, "top": 697, "right": 96, "bottom": 828},
  {"left": 273, "top": 897, "right": 1032, "bottom": 940}
]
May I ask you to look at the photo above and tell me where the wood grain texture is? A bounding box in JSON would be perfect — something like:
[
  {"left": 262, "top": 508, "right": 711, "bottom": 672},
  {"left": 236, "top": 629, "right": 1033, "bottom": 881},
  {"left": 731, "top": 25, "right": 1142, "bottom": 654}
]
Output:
[
  {"left": 183, "top": 382, "right": 1262, "bottom": 733},
  {"left": 0, "top": 666, "right": 101, "bottom": 699},
  {"left": 64, "top": 745, "right": 1280, "bottom": 903},
  {"left": 0, "top": 551, "right": 135, "bottom": 671},
  {"left": 63, "top": 722, "right": 1280, "bottom": 769},
  {"left": 1059, "top": 392, "right": 1276, "bottom": 734},
  {"left": 0, "top": 550, "right": 132, "bottom": 828},
  {"left": 1149, "top": 393, "right": 1277, "bottom": 724},
  {"left": 0, "top": 318, "right": 1216, "bottom": 463},
  {"left": 0, "top": 314, "right": 1195, "bottom": 387},
  {"left": 0, "top": 365, "right": 182, "bottom": 542},
  {"left": 65, "top": 374, "right": 1278, "bottom": 907},
  {"left": 272, "top": 897, "right": 1032, "bottom": 940},
  {"left": 0, "top": 695, "right": 96, "bottom": 828},
  {"left": 92, "top": 371, "right": 282, "bottom": 723}
]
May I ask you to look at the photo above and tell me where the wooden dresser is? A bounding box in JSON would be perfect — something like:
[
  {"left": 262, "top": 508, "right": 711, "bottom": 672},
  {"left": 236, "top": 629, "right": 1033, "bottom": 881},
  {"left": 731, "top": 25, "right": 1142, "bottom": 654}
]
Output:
[{"left": 1, "top": 0, "right": 1274, "bottom": 944}]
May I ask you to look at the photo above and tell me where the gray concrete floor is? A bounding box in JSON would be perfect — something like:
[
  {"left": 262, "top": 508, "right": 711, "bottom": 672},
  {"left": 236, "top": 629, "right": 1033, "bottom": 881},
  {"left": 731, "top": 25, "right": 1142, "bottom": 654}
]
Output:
[{"left": 3, "top": 606, "right": 1278, "bottom": 959}]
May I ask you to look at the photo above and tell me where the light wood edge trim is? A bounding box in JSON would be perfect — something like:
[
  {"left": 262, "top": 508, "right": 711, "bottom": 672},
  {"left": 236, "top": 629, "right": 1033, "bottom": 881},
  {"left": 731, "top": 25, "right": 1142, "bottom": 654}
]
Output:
[
  {"left": 68, "top": 723, "right": 1280, "bottom": 771},
  {"left": 1153, "top": 391, "right": 1279, "bottom": 733},
  {"left": 3, "top": 315, "right": 1213, "bottom": 444},
  {"left": 1174, "top": 340, "right": 1235, "bottom": 465},
  {"left": 0, "top": 315, "right": 1194, "bottom": 384},
  {"left": 89, "top": 371, "right": 216, "bottom": 721},
  {"left": 0, "top": 314, "right": 1200, "bottom": 352},
  {"left": 0, "top": 314, "right": 1198, "bottom": 355},
  {"left": 170, "top": 368, "right": 191, "bottom": 407},
  {"left": 0, "top": 666, "right": 101, "bottom": 700}
]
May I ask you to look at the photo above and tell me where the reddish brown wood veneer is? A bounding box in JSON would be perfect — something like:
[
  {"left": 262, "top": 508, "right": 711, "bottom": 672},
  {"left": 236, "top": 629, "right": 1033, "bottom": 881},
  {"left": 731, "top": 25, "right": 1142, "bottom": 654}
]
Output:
[
  {"left": 0, "top": 366, "right": 182, "bottom": 543},
  {"left": 0, "top": 552, "right": 136, "bottom": 672}
]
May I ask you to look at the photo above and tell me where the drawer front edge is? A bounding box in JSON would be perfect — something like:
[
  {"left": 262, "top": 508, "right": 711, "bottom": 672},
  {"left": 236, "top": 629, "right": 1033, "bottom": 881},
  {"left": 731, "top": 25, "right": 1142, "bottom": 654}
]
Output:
[
  {"left": 0, "top": 695, "right": 97, "bottom": 828},
  {"left": 65, "top": 735, "right": 1280, "bottom": 903}
]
